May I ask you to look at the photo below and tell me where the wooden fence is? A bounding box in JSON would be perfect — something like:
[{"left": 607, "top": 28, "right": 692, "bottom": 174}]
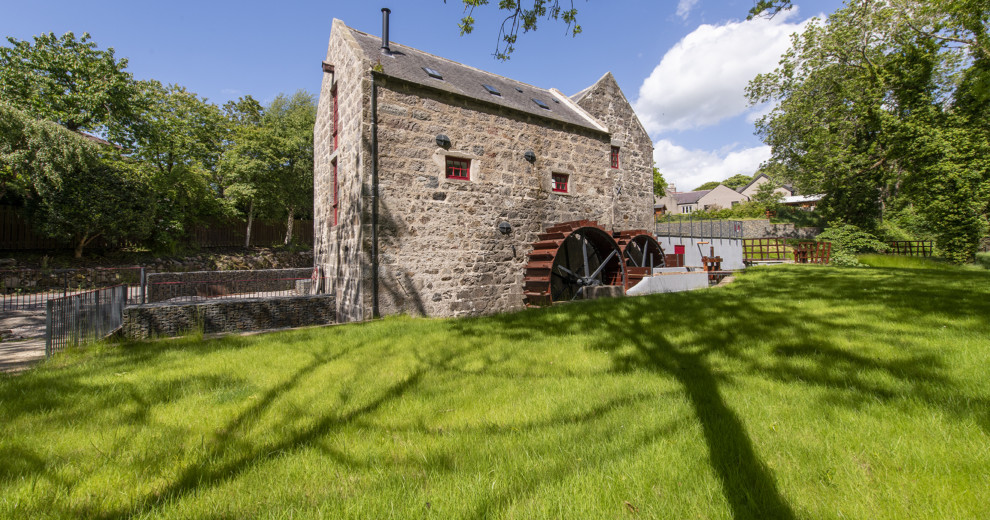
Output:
[
  {"left": 743, "top": 238, "right": 790, "bottom": 262},
  {"left": 0, "top": 206, "right": 312, "bottom": 250},
  {"left": 887, "top": 241, "right": 933, "bottom": 257}
]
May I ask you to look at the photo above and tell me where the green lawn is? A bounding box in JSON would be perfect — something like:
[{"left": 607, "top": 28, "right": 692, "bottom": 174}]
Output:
[{"left": 2, "top": 263, "right": 989, "bottom": 519}]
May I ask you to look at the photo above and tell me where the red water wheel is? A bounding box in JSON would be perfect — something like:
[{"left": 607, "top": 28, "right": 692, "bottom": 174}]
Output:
[
  {"left": 614, "top": 230, "right": 666, "bottom": 290},
  {"left": 523, "top": 220, "right": 625, "bottom": 306}
]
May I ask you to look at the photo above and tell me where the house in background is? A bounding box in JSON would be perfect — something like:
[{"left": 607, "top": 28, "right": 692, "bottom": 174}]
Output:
[
  {"left": 313, "top": 11, "right": 654, "bottom": 321},
  {"left": 737, "top": 173, "right": 796, "bottom": 200},
  {"left": 655, "top": 184, "right": 748, "bottom": 214}
]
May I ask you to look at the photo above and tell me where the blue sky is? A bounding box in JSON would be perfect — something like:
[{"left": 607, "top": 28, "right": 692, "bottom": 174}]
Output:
[{"left": 2, "top": 0, "right": 844, "bottom": 191}]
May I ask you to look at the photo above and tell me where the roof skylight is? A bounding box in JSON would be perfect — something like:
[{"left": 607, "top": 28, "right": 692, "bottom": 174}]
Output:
[
  {"left": 514, "top": 87, "right": 523, "bottom": 93},
  {"left": 532, "top": 98, "right": 550, "bottom": 110},
  {"left": 422, "top": 67, "right": 443, "bottom": 80},
  {"left": 483, "top": 84, "right": 501, "bottom": 96}
]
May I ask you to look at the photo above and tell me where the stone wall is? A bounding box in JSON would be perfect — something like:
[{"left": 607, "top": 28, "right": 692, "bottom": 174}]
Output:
[
  {"left": 572, "top": 72, "right": 655, "bottom": 230},
  {"left": 122, "top": 294, "right": 335, "bottom": 339},
  {"left": 370, "top": 79, "right": 651, "bottom": 318},
  {"left": 314, "top": 19, "right": 372, "bottom": 323},
  {"left": 739, "top": 220, "right": 821, "bottom": 239},
  {"left": 314, "top": 22, "right": 654, "bottom": 320},
  {"left": 145, "top": 268, "right": 312, "bottom": 303}
]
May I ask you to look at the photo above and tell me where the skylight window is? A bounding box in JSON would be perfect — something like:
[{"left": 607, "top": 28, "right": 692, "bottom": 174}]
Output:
[
  {"left": 422, "top": 67, "right": 443, "bottom": 80},
  {"left": 514, "top": 87, "right": 523, "bottom": 93},
  {"left": 483, "top": 84, "right": 501, "bottom": 96},
  {"left": 532, "top": 98, "right": 550, "bottom": 110}
]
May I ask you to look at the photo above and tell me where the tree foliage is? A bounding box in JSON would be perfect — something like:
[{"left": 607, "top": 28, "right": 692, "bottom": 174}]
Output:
[
  {"left": 453, "top": 0, "right": 797, "bottom": 59},
  {"left": 652, "top": 166, "right": 668, "bottom": 198},
  {"left": 0, "top": 32, "right": 135, "bottom": 141},
  {"left": 694, "top": 174, "right": 753, "bottom": 192},
  {"left": 747, "top": 0, "right": 990, "bottom": 262},
  {"left": 0, "top": 103, "right": 154, "bottom": 257},
  {"left": 1, "top": 31, "right": 318, "bottom": 255}
]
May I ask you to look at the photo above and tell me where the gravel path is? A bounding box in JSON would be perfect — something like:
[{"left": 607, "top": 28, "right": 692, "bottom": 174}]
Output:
[{"left": 0, "top": 310, "right": 46, "bottom": 374}]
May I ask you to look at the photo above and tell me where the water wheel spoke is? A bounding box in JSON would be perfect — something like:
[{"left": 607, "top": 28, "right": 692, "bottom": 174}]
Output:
[{"left": 588, "top": 250, "right": 617, "bottom": 281}]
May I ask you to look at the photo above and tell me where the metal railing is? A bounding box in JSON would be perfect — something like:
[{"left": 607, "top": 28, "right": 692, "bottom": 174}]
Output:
[
  {"left": 1, "top": 267, "right": 144, "bottom": 311},
  {"left": 655, "top": 216, "right": 743, "bottom": 240},
  {"left": 145, "top": 274, "right": 315, "bottom": 303},
  {"left": 45, "top": 285, "right": 128, "bottom": 357}
]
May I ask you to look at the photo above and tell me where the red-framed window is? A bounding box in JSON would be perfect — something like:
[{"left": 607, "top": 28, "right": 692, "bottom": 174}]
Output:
[
  {"left": 552, "top": 173, "right": 569, "bottom": 193},
  {"left": 610, "top": 146, "right": 620, "bottom": 169},
  {"left": 445, "top": 157, "right": 470, "bottom": 180},
  {"left": 332, "top": 159, "right": 338, "bottom": 226},
  {"left": 332, "top": 86, "right": 339, "bottom": 151}
]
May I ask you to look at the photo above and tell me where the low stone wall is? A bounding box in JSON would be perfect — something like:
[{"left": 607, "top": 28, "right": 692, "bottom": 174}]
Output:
[
  {"left": 739, "top": 220, "right": 820, "bottom": 239},
  {"left": 146, "top": 268, "right": 312, "bottom": 303},
  {"left": 122, "top": 294, "right": 335, "bottom": 339}
]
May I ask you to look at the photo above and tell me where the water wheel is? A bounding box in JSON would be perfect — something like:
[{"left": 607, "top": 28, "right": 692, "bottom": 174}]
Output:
[
  {"left": 523, "top": 220, "right": 625, "bottom": 306},
  {"left": 614, "top": 230, "right": 666, "bottom": 290}
]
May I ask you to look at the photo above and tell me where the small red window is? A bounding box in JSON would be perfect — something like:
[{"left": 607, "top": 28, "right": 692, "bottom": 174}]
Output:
[
  {"left": 552, "top": 173, "right": 569, "bottom": 193},
  {"left": 445, "top": 157, "right": 470, "bottom": 180},
  {"left": 331, "top": 159, "right": 339, "bottom": 226},
  {"left": 332, "top": 86, "right": 339, "bottom": 151},
  {"left": 610, "top": 146, "right": 620, "bottom": 169}
]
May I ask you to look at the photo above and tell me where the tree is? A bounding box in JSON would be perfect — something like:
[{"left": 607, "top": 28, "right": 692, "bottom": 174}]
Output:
[
  {"left": 747, "top": 0, "right": 990, "bottom": 261},
  {"left": 452, "top": 0, "right": 797, "bottom": 59},
  {"left": 653, "top": 166, "right": 668, "bottom": 198},
  {"left": 0, "top": 103, "right": 154, "bottom": 257},
  {"left": 130, "top": 80, "right": 228, "bottom": 249},
  {"left": 222, "top": 92, "right": 316, "bottom": 246},
  {"left": 219, "top": 96, "right": 267, "bottom": 246},
  {"left": 0, "top": 32, "right": 136, "bottom": 142}
]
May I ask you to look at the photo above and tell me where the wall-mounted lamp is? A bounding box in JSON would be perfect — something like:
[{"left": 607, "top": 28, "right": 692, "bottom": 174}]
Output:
[
  {"left": 498, "top": 221, "right": 512, "bottom": 235},
  {"left": 524, "top": 150, "right": 536, "bottom": 163},
  {"left": 436, "top": 134, "right": 451, "bottom": 148}
]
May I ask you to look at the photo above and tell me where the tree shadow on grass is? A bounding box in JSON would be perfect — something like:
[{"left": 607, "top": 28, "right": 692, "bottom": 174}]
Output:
[{"left": 444, "top": 265, "right": 990, "bottom": 518}]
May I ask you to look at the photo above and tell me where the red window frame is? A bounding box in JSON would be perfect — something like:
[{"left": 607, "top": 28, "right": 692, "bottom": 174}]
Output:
[
  {"left": 552, "top": 173, "right": 569, "bottom": 193},
  {"left": 332, "top": 86, "right": 339, "bottom": 151},
  {"left": 332, "top": 159, "right": 338, "bottom": 226},
  {"left": 610, "top": 146, "right": 620, "bottom": 169},
  {"left": 445, "top": 157, "right": 470, "bottom": 180}
]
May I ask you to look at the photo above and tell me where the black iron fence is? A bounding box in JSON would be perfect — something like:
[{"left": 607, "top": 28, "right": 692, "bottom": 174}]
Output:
[
  {"left": 45, "top": 285, "right": 128, "bottom": 357},
  {"left": 1, "top": 267, "right": 145, "bottom": 311},
  {"left": 655, "top": 216, "right": 743, "bottom": 240},
  {"left": 145, "top": 270, "right": 316, "bottom": 303}
]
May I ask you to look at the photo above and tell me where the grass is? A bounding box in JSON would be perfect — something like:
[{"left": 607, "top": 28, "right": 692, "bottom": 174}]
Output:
[
  {"left": 976, "top": 251, "right": 990, "bottom": 269},
  {"left": 2, "top": 264, "right": 990, "bottom": 519}
]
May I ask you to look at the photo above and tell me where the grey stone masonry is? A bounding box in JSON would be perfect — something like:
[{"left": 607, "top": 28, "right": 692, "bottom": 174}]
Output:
[
  {"left": 314, "top": 19, "right": 654, "bottom": 321},
  {"left": 122, "top": 295, "right": 335, "bottom": 339},
  {"left": 145, "top": 268, "right": 312, "bottom": 303}
]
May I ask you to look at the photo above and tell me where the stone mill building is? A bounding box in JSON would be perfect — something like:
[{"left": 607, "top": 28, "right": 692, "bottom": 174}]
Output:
[{"left": 314, "top": 10, "right": 655, "bottom": 321}]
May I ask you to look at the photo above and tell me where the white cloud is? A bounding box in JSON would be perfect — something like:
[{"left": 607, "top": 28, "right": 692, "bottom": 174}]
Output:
[
  {"left": 676, "top": 0, "right": 700, "bottom": 20},
  {"left": 654, "top": 139, "right": 770, "bottom": 191},
  {"left": 634, "top": 9, "right": 815, "bottom": 134}
]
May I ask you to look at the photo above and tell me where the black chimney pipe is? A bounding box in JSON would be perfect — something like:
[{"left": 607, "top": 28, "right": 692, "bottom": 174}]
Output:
[{"left": 381, "top": 8, "right": 391, "bottom": 54}]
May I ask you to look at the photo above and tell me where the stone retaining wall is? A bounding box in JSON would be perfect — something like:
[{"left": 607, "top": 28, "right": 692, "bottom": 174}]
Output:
[
  {"left": 739, "top": 220, "right": 820, "bottom": 239},
  {"left": 122, "top": 294, "right": 335, "bottom": 339},
  {"left": 146, "top": 268, "right": 312, "bottom": 303}
]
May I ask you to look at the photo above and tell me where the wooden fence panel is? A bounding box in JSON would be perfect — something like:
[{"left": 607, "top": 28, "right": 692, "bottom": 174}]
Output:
[
  {"left": 0, "top": 206, "right": 313, "bottom": 251},
  {"left": 887, "top": 241, "right": 933, "bottom": 257}
]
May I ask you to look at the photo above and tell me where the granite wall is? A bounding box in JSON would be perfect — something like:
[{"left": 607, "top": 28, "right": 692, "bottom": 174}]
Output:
[
  {"left": 145, "top": 268, "right": 312, "bottom": 303},
  {"left": 122, "top": 294, "right": 335, "bottom": 339},
  {"left": 314, "top": 22, "right": 654, "bottom": 320}
]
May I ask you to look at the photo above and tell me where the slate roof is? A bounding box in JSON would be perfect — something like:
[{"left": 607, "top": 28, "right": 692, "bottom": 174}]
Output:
[
  {"left": 346, "top": 26, "right": 607, "bottom": 133},
  {"left": 673, "top": 190, "right": 711, "bottom": 205}
]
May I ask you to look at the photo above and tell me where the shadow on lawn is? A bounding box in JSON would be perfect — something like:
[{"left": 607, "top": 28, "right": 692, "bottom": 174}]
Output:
[
  {"left": 3, "top": 266, "right": 987, "bottom": 518},
  {"left": 441, "top": 265, "right": 990, "bottom": 519}
]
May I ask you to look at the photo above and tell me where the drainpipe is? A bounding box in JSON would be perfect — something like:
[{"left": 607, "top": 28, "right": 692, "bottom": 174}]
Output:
[{"left": 371, "top": 72, "right": 380, "bottom": 319}]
